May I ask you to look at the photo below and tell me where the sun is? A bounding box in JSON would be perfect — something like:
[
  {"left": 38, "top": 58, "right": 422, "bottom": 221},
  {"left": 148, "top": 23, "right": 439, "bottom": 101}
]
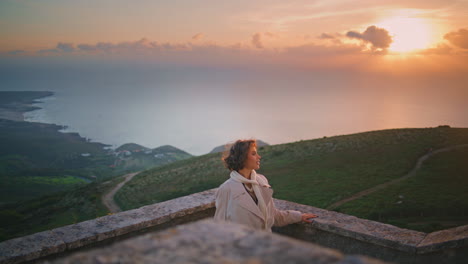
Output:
[{"left": 376, "top": 16, "right": 433, "bottom": 53}]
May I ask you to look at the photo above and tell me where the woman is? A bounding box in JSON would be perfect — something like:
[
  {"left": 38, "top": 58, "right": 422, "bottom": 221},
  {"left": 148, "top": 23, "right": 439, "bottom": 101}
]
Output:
[{"left": 214, "top": 139, "right": 318, "bottom": 231}]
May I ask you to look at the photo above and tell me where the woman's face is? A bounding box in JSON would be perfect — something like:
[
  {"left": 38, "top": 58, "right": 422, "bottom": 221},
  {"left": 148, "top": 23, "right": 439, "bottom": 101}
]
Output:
[{"left": 243, "top": 145, "right": 261, "bottom": 170}]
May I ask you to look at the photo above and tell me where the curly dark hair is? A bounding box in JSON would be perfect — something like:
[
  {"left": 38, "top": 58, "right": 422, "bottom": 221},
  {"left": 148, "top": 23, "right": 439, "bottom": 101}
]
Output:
[{"left": 222, "top": 139, "right": 257, "bottom": 171}]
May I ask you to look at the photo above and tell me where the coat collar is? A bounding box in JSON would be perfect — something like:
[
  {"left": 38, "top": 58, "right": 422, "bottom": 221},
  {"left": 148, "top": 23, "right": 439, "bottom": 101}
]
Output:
[{"left": 227, "top": 178, "right": 273, "bottom": 221}]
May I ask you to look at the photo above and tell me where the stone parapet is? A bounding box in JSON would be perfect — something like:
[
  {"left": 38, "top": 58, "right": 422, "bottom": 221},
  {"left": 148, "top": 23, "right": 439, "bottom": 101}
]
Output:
[
  {"left": 274, "top": 199, "right": 427, "bottom": 253},
  {"left": 0, "top": 189, "right": 216, "bottom": 264},
  {"left": 42, "top": 219, "right": 390, "bottom": 264},
  {"left": 273, "top": 199, "right": 468, "bottom": 263}
]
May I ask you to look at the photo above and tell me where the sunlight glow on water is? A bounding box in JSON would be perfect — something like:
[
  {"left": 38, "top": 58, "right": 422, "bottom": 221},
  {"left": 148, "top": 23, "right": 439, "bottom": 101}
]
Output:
[{"left": 8, "top": 66, "right": 468, "bottom": 155}]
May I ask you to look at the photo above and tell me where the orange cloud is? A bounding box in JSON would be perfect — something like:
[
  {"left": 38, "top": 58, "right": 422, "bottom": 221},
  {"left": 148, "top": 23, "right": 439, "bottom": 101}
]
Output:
[
  {"left": 444, "top": 28, "right": 468, "bottom": 49},
  {"left": 420, "top": 43, "right": 452, "bottom": 55},
  {"left": 264, "top": 32, "right": 279, "bottom": 38},
  {"left": 4, "top": 33, "right": 465, "bottom": 76},
  {"left": 192, "top": 33, "right": 205, "bottom": 41},
  {"left": 251, "top": 33, "right": 264, "bottom": 49},
  {"left": 318, "top": 33, "right": 335, "bottom": 39}
]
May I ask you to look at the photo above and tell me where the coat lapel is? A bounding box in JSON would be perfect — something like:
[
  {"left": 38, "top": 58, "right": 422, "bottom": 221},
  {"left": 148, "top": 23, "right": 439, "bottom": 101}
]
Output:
[{"left": 229, "top": 180, "right": 265, "bottom": 220}]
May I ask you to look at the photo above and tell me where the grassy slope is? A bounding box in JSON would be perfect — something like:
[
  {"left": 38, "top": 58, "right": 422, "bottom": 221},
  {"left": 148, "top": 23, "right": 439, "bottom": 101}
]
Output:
[
  {"left": 0, "top": 175, "right": 88, "bottom": 203},
  {"left": 0, "top": 149, "right": 194, "bottom": 241},
  {"left": 334, "top": 146, "right": 468, "bottom": 232},
  {"left": 0, "top": 118, "right": 193, "bottom": 204},
  {"left": 115, "top": 127, "right": 468, "bottom": 232},
  {"left": 0, "top": 176, "right": 125, "bottom": 241},
  {"left": 0, "top": 118, "right": 119, "bottom": 204},
  {"left": 115, "top": 154, "right": 225, "bottom": 209}
]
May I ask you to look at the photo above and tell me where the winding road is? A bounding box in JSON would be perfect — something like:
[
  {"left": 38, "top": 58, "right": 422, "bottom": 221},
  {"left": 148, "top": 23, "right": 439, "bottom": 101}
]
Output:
[
  {"left": 327, "top": 144, "right": 468, "bottom": 210},
  {"left": 102, "top": 171, "right": 142, "bottom": 213}
]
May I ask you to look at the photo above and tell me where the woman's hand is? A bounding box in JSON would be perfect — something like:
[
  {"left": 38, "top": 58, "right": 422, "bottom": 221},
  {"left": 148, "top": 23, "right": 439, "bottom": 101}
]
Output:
[{"left": 301, "top": 213, "right": 318, "bottom": 223}]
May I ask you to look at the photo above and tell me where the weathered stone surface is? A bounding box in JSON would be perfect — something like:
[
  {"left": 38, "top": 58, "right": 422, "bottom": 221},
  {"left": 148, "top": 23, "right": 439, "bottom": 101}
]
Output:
[
  {"left": 417, "top": 224, "right": 468, "bottom": 254},
  {"left": 0, "top": 189, "right": 216, "bottom": 264},
  {"left": 274, "top": 199, "right": 426, "bottom": 253},
  {"left": 48, "top": 189, "right": 216, "bottom": 251},
  {"left": 0, "top": 230, "right": 65, "bottom": 264},
  {"left": 43, "top": 219, "right": 391, "bottom": 264}
]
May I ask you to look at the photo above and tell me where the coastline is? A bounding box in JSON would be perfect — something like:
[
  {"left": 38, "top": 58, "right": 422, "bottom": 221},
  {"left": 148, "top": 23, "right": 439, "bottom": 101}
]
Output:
[
  {"left": 0, "top": 109, "right": 26, "bottom": 121},
  {"left": 0, "top": 91, "right": 55, "bottom": 122},
  {"left": 0, "top": 90, "right": 113, "bottom": 150}
]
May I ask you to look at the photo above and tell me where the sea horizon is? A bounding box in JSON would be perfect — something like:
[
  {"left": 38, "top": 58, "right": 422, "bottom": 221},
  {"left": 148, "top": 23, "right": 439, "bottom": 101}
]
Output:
[{"left": 7, "top": 64, "right": 466, "bottom": 156}]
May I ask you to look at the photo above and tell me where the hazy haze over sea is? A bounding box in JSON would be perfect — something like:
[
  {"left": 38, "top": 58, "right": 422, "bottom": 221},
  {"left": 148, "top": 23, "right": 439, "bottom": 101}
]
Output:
[{"left": 1, "top": 59, "right": 467, "bottom": 155}]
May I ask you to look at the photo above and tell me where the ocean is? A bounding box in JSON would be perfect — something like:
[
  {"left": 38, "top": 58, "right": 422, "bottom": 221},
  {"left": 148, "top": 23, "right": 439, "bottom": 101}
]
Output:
[{"left": 3, "top": 63, "right": 467, "bottom": 155}]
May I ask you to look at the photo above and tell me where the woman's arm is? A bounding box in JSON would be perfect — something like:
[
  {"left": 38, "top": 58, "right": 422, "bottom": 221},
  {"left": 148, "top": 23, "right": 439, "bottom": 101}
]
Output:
[
  {"left": 273, "top": 207, "right": 318, "bottom": 226},
  {"left": 273, "top": 206, "right": 303, "bottom": 227},
  {"left": 258, "top": 174, "right": 318, "bottom": 226}
]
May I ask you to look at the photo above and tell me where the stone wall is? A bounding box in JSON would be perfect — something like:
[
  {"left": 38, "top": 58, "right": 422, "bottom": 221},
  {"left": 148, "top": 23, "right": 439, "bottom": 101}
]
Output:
[
  {"left": 273, "top": 199, "right": 468, "bottom": 264},
  {"left": 42, "top": 219, "right": 391, "bottom": 264},
  {"left": 0, "top": 189, "right": 466, "bottom": 264},
  {"left": 0, "top": 190, "right": 216, "bottom": 264}
]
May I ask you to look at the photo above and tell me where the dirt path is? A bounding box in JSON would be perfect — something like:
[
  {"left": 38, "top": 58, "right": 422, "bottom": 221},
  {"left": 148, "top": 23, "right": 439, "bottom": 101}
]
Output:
[
  {"left": 327, "top": 144, "right": 468, "bottom": 210},
  {"left": 102, "top": 171, "right": 142, "bottom": 213}
]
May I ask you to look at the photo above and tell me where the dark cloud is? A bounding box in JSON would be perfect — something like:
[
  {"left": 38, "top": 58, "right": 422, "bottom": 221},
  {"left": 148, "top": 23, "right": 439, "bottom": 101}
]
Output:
[
  {"left": 161, "top": 42, "right": 189, "bottom": 50},
  {"left": 444, "top": 28, "right": 468, "bottom": 49},
  {"left": 346, "top": 25, "right": 392, "bottom": 49},
  {"left": 37, "top": 48, "right": 59, "bottom": 54},
  {"left": 95, "top": 42, "right": 115, "bottom": 51},
  {"left": 252, "top": 33, "right": 263, "bottom": 49},
  {"left": 8, "top": 50, "right": 25, "bottom": 55},
  {"left": 76, "top": 39, "right": 164, "bottom": 53},
  {"left": 77, "top": 44, "right": 97, "bottom": 51},
  {"left": 56, "top": 42, "right": 75, "bottom": 52}
]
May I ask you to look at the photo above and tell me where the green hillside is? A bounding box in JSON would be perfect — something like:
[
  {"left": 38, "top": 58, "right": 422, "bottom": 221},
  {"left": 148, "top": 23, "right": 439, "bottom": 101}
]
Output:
[
  {"left": 115, "top": 126, "right": 468, "bottom": 232},
  {"left": 0, "top": 176, "right": 125, "bottom": 241},
  {"left": 116, "top": 143, "right": 151, "bottom": 152},
  {"left": 0, "top": 119, "right": 112, "bottom": 169},
  {"left": 334, "top": 146, "right": 468, "bottom": 232},
  {"left": 0, "top": 117, "right": 193, "bottom": 204},
  {"left": 0, "top": 143, "right": 194, "bottom": 241},
  {"left": 113, "top": 144, "right": 193, "bottom": 172},
  {"left": 0, "top": 118, "right": 117, "bottom": 204},
  {"left": 0, "top": 91, "right": 197, "bottom": 241}
]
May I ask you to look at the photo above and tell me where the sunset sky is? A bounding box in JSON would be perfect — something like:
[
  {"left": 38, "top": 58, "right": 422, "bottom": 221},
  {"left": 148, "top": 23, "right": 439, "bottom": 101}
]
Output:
[
  {"left": 1, "top": 0, "right": 467, "bottom": 72},
  {"left": 1, "top": 0, "right": 468, "bottom": 154}
]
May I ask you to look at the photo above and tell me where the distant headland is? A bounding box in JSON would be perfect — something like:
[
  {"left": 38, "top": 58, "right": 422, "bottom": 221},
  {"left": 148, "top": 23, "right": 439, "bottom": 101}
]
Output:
[{"left": 0, "top": 91, "right": 54, "bottom": 121}]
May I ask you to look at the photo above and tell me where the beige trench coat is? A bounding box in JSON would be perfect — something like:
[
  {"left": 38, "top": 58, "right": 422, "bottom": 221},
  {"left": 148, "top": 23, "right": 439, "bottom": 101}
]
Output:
[{"left": 214, "top": 173, "right": 302, "bottom": 231}]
